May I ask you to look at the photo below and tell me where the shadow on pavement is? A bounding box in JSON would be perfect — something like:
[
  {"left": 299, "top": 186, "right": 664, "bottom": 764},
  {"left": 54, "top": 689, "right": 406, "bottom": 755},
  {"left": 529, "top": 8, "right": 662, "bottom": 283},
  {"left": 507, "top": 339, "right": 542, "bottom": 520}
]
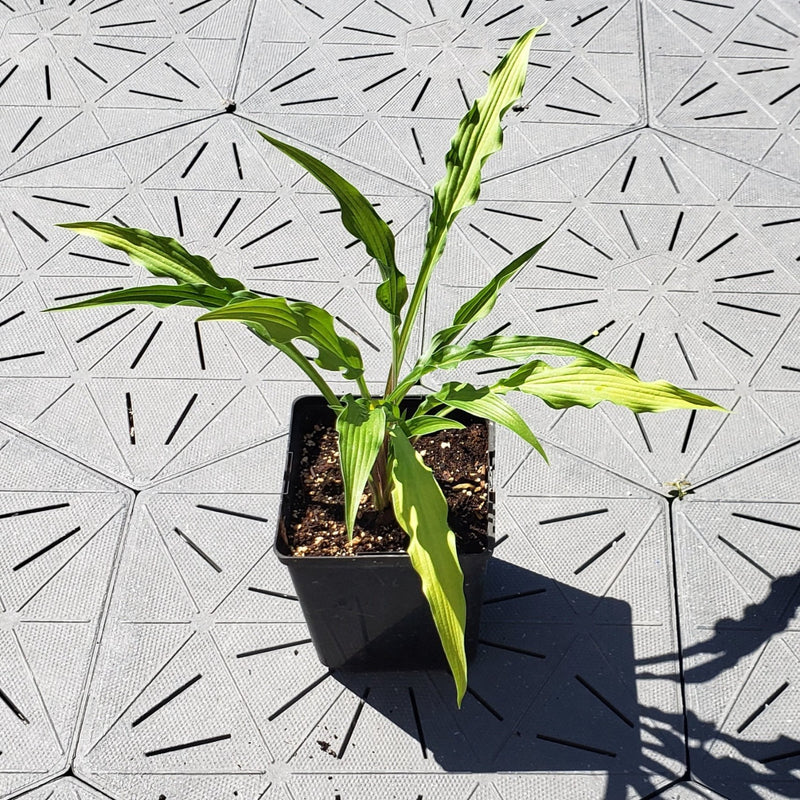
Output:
[
  {"left": 637, "top": 570, "right": 800, "bottom": 800},
  {"left": 331, "top": 559, "right": 800, "bottom": 799}
]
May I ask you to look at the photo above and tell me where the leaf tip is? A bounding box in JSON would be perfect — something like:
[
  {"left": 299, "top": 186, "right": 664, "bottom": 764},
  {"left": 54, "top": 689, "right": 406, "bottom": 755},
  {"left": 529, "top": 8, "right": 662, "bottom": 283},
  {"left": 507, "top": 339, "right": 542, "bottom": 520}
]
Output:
[
  {"left": 539, "top": 447, "right": 550, "bottom": 466},
  {"left": 258, "top": 131, "right": 283, "bottom": 148},
  {"left": 525, "top": 23, "right": 547, "bottom": 38},
  {"left": 513, "top": 24, "right": 546, "bottom": 52}
]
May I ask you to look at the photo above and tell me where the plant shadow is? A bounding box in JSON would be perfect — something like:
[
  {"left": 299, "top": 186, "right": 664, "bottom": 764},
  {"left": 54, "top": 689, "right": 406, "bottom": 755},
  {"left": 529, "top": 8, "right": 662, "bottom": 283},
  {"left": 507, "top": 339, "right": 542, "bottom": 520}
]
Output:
[
  {"left": 329, "top": 557, "right": 800, "bottom": 799},
  {"left": 636, "top": 570, "right": 800, "bottom": 800},
  {"left": 332, "top": 557, "right": 654, "bottom": 789}
]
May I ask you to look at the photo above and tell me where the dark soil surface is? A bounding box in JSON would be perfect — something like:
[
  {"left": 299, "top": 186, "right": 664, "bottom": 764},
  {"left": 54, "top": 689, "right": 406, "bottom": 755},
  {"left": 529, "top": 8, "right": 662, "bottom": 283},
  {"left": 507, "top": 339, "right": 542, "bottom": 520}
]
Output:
[{"left": 286, "top": 420, "right": 490, "bottom": 557}]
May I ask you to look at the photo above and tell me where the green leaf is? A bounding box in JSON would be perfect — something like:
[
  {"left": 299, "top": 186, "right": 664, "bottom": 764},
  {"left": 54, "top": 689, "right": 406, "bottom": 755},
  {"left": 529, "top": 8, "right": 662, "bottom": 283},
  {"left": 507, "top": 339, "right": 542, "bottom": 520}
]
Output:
[
  {"left": 398, "top": 27, "right": 542, "bottom": 359},
  {"left": 492, "top": 358, "right": 728, "bottom": 413},
  {"left": 259, "top": 133, "right": 407, "bottom": 320},
  {"left": 403, "top": 415, "right": 466, "bottom": 438},
  {"left": 424, "top": 28, "right": 541, "bottom": 274},
  {"left": 336, "top": 397, "right": 386, "bottom": 539},
  {"left": 58, "top": 222, "right": 244, "bottom": 292},
  {"left": 432, "top": 382, "right": 548, "bottom": 463},
  {"left": 198, "top": 297, "right": 364, "bottom": 380},
  {"left": 430, "top": 335, "right": 622, "bottom": 372},
  {"left": 44, "top": 283, "right": 240, "bottom": 313},
  {"left": 425, "top": 237, "right": 550, "bottom": 357},
  {"left": 453, "top": 238, "right": 549, "bottom": 328},
  {"left": 389, "top": 426, "right": 467, "bottom": 706},
  {"left": 393, "top": 334, "right": 623, "bottom": 400}
]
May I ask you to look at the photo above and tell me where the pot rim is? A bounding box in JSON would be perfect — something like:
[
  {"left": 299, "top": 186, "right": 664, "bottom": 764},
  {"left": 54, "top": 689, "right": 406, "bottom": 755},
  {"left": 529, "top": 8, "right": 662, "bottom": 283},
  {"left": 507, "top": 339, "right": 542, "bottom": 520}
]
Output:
[{"left": 275, "top": 394, "right": 496, "bottom": 562}]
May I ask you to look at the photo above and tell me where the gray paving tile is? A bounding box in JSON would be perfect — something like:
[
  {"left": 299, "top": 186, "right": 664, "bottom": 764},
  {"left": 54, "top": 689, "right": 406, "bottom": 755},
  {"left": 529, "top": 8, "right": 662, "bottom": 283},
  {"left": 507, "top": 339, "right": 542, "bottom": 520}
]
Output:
[
  {"left": 238, "top": 0, "right": 644, "bottom": 189},
  {"left": 645, "top": 0, "right": 800, "bottom": 176},
  {"left": 0, "top": 425, "right": 131, "bottom": 799},
  {"left": 15, "top": 776, "right": 116, "bottom": 799},
  {"left": 74, "top": 433, "right": 683, "bottom": 799},
  {"left": 0, "top": 114, "right": 425, "bottom": 487},
  {"left": 0, "top": 2, "right": 797, "bottom": 798},
  {"left": 0, "top": 0, "right": 251, "bottom": 178},
  {"left": 673, "top": 443, "right": 800, "bottom": 800},
  {"left": 424, "top": 128, "right": 800, "bottom": 489},
  {"left": 654, "top": 781, "right": 728, "bottom": 800}
]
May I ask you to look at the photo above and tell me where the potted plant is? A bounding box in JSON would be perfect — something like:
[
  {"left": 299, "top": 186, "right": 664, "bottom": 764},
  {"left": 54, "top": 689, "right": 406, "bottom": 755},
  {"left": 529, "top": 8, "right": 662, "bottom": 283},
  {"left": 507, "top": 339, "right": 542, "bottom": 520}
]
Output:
[{"left": 46, "top": 28, "right": 725, "bottom": 705}]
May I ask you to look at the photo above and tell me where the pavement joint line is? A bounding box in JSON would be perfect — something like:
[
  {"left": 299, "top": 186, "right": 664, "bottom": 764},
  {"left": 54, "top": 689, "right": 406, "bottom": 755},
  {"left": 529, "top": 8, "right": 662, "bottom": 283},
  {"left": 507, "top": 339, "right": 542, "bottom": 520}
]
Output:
[
  {"left": 689, "top": 436, "right": 800, "bottom": 493},
  {"left": 0, "top": 114, "right": 226, "bottom": 184}
]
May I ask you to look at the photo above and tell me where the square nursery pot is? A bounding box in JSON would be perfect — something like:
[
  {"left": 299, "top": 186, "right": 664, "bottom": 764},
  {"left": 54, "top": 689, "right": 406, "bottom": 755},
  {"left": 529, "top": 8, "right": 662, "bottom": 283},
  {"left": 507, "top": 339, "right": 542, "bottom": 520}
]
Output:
[{"left": 275, "top": 395, "right": 495, "bottom": 671}]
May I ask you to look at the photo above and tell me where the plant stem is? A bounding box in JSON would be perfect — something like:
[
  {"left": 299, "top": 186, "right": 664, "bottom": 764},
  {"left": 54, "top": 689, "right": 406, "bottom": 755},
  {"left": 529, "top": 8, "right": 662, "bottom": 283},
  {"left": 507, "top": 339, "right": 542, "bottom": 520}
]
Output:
[
  {"left": 280, "top": 345, "right": 342, "bottom": 409},
  {"left": 396, "top": 245, "right": 439, "bottom": 369},
  {"left": 384, "top": 326, "right": 401, "bottom": 398},
  {"left": 370, "top": 435, "right": 391, "bottom": 510},
  {"left": 356, "top": 373, "right": 372, "bottom": 401}
]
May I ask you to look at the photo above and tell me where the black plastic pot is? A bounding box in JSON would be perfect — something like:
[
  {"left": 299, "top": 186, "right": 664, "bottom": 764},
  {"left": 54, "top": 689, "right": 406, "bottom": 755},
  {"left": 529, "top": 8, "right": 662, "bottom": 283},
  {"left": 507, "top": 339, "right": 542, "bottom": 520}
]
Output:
[{"left": 275, "top": 395, "right": 495, "bottom": 671}]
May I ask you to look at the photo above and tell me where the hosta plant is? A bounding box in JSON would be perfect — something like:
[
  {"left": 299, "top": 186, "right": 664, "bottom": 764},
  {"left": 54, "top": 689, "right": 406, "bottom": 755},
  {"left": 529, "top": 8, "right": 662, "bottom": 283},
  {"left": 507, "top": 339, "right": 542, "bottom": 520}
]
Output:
[{"left": 47, "top": 28, "right": 725, "bottom": 705}]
